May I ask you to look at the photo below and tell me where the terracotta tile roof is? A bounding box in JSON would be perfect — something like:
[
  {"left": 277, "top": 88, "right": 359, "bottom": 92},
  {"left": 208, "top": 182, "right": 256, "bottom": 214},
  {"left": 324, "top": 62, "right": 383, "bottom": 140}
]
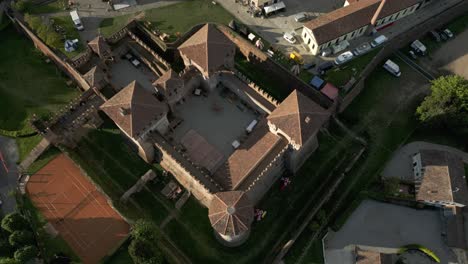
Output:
[
  {"left": 100, "top": 81, "right": 167, "bottom": 138},
  {"left": 83, "top": 65, "right": 107, "bottom": 88},
  {"left": 355, "top": 248, "right": 394, "bottom": 264},
  {"left": 416, "top": 150, "right": 468, "bottom": 206},
  {"left": 153, "top": 69, "right": 184, "bottom": 98},
  {"left": 304, "top": 0, "right": 380, "bottom": 45},
  {"left": 320, "top": 83, "right": 339, "bottom": 101},
  {"left": 213, "top": 120, "right": 285, "bottom": 190},
  {"left": 88, "top": 36, "right": 112, "bottom": 59},
  {"left": 267, "top": 90, "right": 330, "bottom": 147},
  {"left": 178, "top": 24, "right": 235, "bottom": 74},
  {"left": 304, "top": 0, "right": 421, "bottom": 45},
  {"left": 208, "top": 191, "right": 254, "bottom": 237}
]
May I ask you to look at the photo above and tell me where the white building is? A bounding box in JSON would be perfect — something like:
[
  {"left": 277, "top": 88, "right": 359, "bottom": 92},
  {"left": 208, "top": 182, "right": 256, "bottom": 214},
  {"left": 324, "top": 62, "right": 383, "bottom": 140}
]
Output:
[{"left": 302, "top": 0, "right": 422, "bottom": 55}]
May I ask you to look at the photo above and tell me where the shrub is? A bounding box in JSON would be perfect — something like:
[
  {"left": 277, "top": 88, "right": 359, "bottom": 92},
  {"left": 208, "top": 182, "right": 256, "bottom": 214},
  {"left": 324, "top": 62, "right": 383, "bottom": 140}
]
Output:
[
  {"left": 0, "top": 258, "right": 20, "bottom": 264},
  {"left": 132, "top": 219, "right": 160, "bottom": 241},
  {"left": 1, "top": 213, "right": 28, "bottom": 233},
  {"left": 13, "top": 246, "right": 38, "bottom": 263},
  {"left": 0, "top": 238, "right": 14, "bottom": 256},
  {"left": 11, "top": 0, "right": 28, "bottom": 12},
  {"left": 128, "top": 238, "right": 163, "bottom": 264},
  {"left": 9, "top": 230, "right": 34, "bottom": 247},
  {"left": 309, "top": 221, "right": 320, "bottom": 232}
]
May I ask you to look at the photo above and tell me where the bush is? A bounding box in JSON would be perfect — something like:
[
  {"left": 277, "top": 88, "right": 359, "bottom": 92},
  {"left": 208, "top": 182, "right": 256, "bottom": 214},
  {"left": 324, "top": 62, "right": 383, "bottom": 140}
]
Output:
[
  {"left": 13, "top": 246, "right": 37, "bottom": 263},
  {"left": 11, "top": 0, "right": 28, "bottom": 12},
  {"left": 309, "top": 221, "right": 320, "bottom": 232},
  {"left": 8, "top": 230, "right": 34, "bottom": 247},
  {"left": 0, "top": 258, "right": 20, "bottom": 264},
  {"left": 0, "top": 238, "right": 14, "bottom": 256},
  {"left": 132, "top": 220, "right": 160, "bottom": 241},
  {"left": 128, "top": 238, "right": 164, "bottom": 264},
  {"left": 1, "top": 213, "right": 28, "bottom": 233}
]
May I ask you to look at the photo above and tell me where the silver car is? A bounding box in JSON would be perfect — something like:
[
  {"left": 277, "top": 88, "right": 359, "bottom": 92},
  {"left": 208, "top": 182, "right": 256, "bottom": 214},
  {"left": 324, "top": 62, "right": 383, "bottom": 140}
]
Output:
[
  {"left": 334, "top": 51, "right": 354, "bottom": 65},
  {"left": 353, "top": 42, "right": 371, "bottom": 56}
]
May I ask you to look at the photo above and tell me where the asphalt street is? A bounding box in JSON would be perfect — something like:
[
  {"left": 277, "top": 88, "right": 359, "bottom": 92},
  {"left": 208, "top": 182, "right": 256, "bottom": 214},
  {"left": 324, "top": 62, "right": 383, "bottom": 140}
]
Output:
[{"left": 0, "top": 136, "right": 19, "bottom": 214}]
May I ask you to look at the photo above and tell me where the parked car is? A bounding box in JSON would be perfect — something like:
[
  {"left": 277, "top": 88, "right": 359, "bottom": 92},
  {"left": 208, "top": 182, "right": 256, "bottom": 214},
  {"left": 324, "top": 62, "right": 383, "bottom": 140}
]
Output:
[
  {"left": 370, "top": 35, "right": 388, "bottom": 48},
  {"left": 409, "top": 50, "right": 417, "bottom": 59},
  {"left": 317, "top": 61, "right": 334, "bottom": 74},
  {"left": 283, "top": 32, "right": 296, "bottom": 44},
  {"left": 302, "top": 62, "right": 316, "bottom": 70},
  {"left": 410, "top": 40, "right": 427, "bottom": 55},
  {"left": 383, "top": 59, "right": 401, "bottom": 77},
  {"left": 294, "top": 12, "right": 309, "bottom": 22},
  {"left": 353, "top": 42, "right": 371, "bottom": 56},
  {"left": 330, "top": 40, "right": 350, "bottom": 55},
  {"left": 334, "top": 51, "right": 354, "bottom": 65},
  {"left": 443, "top": 28, "right": 454, "bottom": 39},
  {"left": 439, "top": 30, "right": 448, "bottom": 41},
  {"left": 429, "top": 30, "right": 441, "bottom": 42},
  {"left": 70, "top": 10, "right": 84, "bottom": 31},
  {"left": 321, "top": 47, "right": 332, "bottom": 57}
]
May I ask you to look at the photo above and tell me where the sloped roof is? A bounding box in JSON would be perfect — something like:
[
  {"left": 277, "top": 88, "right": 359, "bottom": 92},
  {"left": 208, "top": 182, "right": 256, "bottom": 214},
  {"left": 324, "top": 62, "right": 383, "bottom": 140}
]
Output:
[
  {"left": 304, "top": 0, "right": 421, "bottom": 45},
  {"left": 416, "top": 150, "right": 468, "bottom": 206},
  {"left": 267, "top": 90, "right": 330, "bottom": 146},
  {"left": 88, "top": 36, "right": 112, "bottom": 59},
  {"left": 213, "top": 120, "right": 287, "bottom": 190},
  {"left": 178, "top": 24, "right": 235, "bottom": 74},
  {"left": 208, "top": 191, "right": 254, "bottom": 237},
  {"left": 100, "top": 81, "right": 167, "bottom": 138},
  {"left": 153, "top": 69, "right": 184, "bottom": 97},
  {"left": 83, "top": 65, "right": 107, "bottom": 87}
]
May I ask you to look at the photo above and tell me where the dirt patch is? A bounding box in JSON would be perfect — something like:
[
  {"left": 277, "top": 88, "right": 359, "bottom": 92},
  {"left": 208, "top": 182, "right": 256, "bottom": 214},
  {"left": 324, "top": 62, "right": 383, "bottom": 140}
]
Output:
[
  {"left": 430, "top": 29, "right": 468, "bottom": 79},
  {"left": 26, "top": 154, "right": 130, "bottom": 264}
]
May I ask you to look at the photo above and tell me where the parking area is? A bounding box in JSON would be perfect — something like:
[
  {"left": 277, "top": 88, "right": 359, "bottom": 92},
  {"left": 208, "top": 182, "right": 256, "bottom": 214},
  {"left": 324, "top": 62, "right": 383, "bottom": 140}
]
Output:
[
  {"left": 324, "top": 200, "right": 457, "bottom": 264},
  {"left": 216, "top": 0, "right": 343, "bottom": 57},
  {"left": 429, "top": 28, "right": 468, "bottom": 79}
]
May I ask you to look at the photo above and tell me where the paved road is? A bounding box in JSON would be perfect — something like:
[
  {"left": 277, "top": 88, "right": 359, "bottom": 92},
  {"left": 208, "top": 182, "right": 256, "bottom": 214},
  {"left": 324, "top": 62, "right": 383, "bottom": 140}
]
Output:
[
  {"left": 0, "top": 136, "right": 19, "bottom": 214},
  {"left": 382, "top": 141, "right": 468, "bottom": 182}
]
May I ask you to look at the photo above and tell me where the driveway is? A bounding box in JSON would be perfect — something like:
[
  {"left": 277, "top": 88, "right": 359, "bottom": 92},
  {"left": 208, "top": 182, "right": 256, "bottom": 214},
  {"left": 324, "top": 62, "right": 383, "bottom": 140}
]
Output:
[
  {"left": 324, "top": 200, "right": 457, "bottom": 264},
  {"left": 0, "top": 136, "right": 19, "bottom": 214},
  {"left": 382, "top": 141, "right": 468, "bottom": 182}
]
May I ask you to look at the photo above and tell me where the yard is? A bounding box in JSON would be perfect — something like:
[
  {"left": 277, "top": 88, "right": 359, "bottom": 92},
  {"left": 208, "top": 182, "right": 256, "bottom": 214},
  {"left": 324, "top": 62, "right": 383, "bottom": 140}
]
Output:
[
  {"left": 0, "top": 25, "right": 79, "bottom": 161},
  {"left": 99, "top": 0, "right": 234, "bottom": 37}
]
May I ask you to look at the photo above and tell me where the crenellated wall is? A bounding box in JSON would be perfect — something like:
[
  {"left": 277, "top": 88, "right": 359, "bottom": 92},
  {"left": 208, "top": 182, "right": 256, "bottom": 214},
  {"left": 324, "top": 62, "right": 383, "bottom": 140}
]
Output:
[
  {"left": 127, "top": 30, "right": 171, "bottom": 72},
  {"left": 150, "top": 133, "right": 221, "bottom": 207},
  {"left": 233, "top": 70, "right": 280, "bottom": 108}
]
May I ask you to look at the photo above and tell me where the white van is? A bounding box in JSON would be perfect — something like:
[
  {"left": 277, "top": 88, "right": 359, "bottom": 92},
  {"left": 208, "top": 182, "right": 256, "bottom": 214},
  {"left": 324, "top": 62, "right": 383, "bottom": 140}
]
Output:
[
  {"left": 246, "top": 120, "right": 258, "bottom": 133},
  {"left": 70, "top": 10, "right": 84, "bottom": 31},
  {"left": 371, "top": 35, "right": 387, "bottom": 48},
  {"left": 410, "top": 40, "right": 427, "bottom": 55},
  {"left": 383, "top": 59, "right": 401, "bottom": 77}
]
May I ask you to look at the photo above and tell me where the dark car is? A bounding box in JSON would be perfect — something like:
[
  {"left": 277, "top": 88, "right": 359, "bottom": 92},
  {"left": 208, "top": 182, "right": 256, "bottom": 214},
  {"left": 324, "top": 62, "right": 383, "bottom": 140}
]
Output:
[
  {"left": 429, "top": 30, "right": 441, "bottom": 42},
  {"left": 317, "top": 61, "right": 334, "bottom": 74},
  {"left": 439, "top": 30, "right": 448, "bottom": 41},
  {"left": 302, "top": 62, "right": 316, "bottom": 70}
]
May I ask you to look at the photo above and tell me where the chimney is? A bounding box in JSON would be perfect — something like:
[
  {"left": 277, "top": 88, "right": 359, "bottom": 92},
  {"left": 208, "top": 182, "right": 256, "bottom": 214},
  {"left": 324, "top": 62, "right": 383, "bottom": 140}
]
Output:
[
  {"left": 119, "top": 107, "right": 130, "bottom": 116},
  {"left": 371, "top": 0, "right": 387, "bottom": 26}
]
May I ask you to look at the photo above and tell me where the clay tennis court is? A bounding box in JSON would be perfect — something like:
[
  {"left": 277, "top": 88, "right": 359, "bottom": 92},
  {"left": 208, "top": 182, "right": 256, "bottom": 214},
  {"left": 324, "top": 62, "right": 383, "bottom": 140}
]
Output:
[{"left": 26, "top": 154, "right": 130, "bottom": 264}]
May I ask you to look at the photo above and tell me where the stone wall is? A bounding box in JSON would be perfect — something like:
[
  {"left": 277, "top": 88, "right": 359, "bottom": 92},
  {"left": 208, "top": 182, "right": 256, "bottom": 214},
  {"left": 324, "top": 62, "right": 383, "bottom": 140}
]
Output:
[
  {"left": 12, "top": 17, "right": 91, "bottom": 91},
  {"left": 127, "top": 30, "right": 171, "bottom": 71},
  {"left": 243, "top": 144, "right": 288, "bottom": 204},
  {"left": 289, "top": 134, "right": 319, "bottom": 174},
  {"left": 150, "top": 133, "right": 220, "bottom": 207},
  {"left": 233, "top": 70, "right": 280, "bottom": 109}
]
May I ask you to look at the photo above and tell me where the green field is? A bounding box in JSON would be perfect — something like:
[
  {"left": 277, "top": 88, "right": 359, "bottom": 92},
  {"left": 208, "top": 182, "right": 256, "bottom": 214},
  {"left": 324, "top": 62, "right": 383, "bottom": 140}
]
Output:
[
  {"left": 26, "top": 0, "right": 67, "bottom": 14},
  {"left": 100, "top": 0, "right": 234, "bottom": 37},
  {"left": 0, "top": 25, "right": 79, "bottom": 161}
]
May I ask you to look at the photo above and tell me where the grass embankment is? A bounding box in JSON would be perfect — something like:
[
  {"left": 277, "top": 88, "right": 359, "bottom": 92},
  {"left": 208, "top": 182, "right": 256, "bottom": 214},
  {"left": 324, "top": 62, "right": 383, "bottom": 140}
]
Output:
[
  {"left": 0, "top": 25, "right": 79, "bottom": 161},
  {"left": 100, "top": 0, "right": 234, "bottom": 37},
  {"left": 26, "top": 0, "right": 67, "bottom": 14}
]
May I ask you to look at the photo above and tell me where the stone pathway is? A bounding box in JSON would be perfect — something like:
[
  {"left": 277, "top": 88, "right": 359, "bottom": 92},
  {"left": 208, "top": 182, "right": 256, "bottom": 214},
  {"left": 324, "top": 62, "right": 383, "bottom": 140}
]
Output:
[
  {"left": 382, "top": 141, "right": 468, "bottom": 181},
  {"left": 18, "top": 137, "right": 51, "bottom": 172}
]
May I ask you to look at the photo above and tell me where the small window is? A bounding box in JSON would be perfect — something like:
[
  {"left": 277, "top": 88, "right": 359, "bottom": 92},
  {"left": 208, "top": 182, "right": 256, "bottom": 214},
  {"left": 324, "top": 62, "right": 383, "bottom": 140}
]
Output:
[
  {"left": 312, "top": 44, "right": 315, "bottom": 49},
  {"left": 307, "top": 38, "right": 311, "bottom": 44}
]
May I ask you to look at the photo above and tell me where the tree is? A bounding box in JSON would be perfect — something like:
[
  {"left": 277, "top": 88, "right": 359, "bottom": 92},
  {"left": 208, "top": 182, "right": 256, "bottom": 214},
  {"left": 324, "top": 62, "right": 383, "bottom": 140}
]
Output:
[
  {"left": 24, "top": 14, "right": 42, "bottom": 31},
  {"left": 11, "top": 0, "right": 28, "bottom": 12},
  {"left": 0, "top": 238, "right": 14, "bottom": 257},
  {"left": 45, "top": 31, "right": 62, "bottom": 48},
  {"left": 316, "top": 210, "right": 327, "bottom": 225},
  {"left": 1, "top": 213, "right": 28, "bottom": 233},
  {"left": 309, "top": 221, "right": 320, "bottom": 232},
  {"left": 132, "top": 220, "right": 160, "bottom": 241},
  {"left": 13, "top": 246, "right": 37, "bottom": 263},
  {"left": 416, "top": 75, "right": 468, "bottom": 129},
  {"left": 128, "top": 238, "right": 163, "bottom": 264},
  {"left": 8, "top": 230, "right": 34, "bottom": 248}
]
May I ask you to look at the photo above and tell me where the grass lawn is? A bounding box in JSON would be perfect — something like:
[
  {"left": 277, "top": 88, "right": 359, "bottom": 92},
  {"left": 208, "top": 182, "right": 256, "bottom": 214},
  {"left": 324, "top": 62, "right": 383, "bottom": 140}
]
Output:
[
  {"left": 51, "top": 15, "right": 85, "bottom": 58},
  {"left": 21, "top": 197, "right": 80, "bottom": 262},
  {"left": 27, "top": 0, "right": 67, "bottom": 14},
  {"left": 26, "top": 146, "right": 61, "bottom": 173},
  {"left": 324, "top": 48, "right": 381, "bottom": 88},
  {"left": 100, "top": 0, "right": 234, "bottom": 37},
  {"left": 16, "top": 135, "right": 43, "bottom": 162},
  {"left": 103, "top": 240, "right": 133, "bottom": 264},
  {"left": 0, "top": 25, "right": 79, "bottom": 137}
]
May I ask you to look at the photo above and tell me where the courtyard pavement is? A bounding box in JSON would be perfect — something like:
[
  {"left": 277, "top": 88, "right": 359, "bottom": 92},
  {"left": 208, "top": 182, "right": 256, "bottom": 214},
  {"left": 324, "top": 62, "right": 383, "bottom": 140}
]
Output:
[
  {"left": 172, "top": 88, "right": 258, "bottom": 158},
  {"left": 109, "top": 58, "right": 158, "bottom": 91},
  {"left": 324, "top": 200, "right": 457, "bottom": 264},
  {"left": 0, "top": 136, "right": 19, "bottom": 214},
  {"left": 382, "top": 141, "right": 468, "bottom": 182}
]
